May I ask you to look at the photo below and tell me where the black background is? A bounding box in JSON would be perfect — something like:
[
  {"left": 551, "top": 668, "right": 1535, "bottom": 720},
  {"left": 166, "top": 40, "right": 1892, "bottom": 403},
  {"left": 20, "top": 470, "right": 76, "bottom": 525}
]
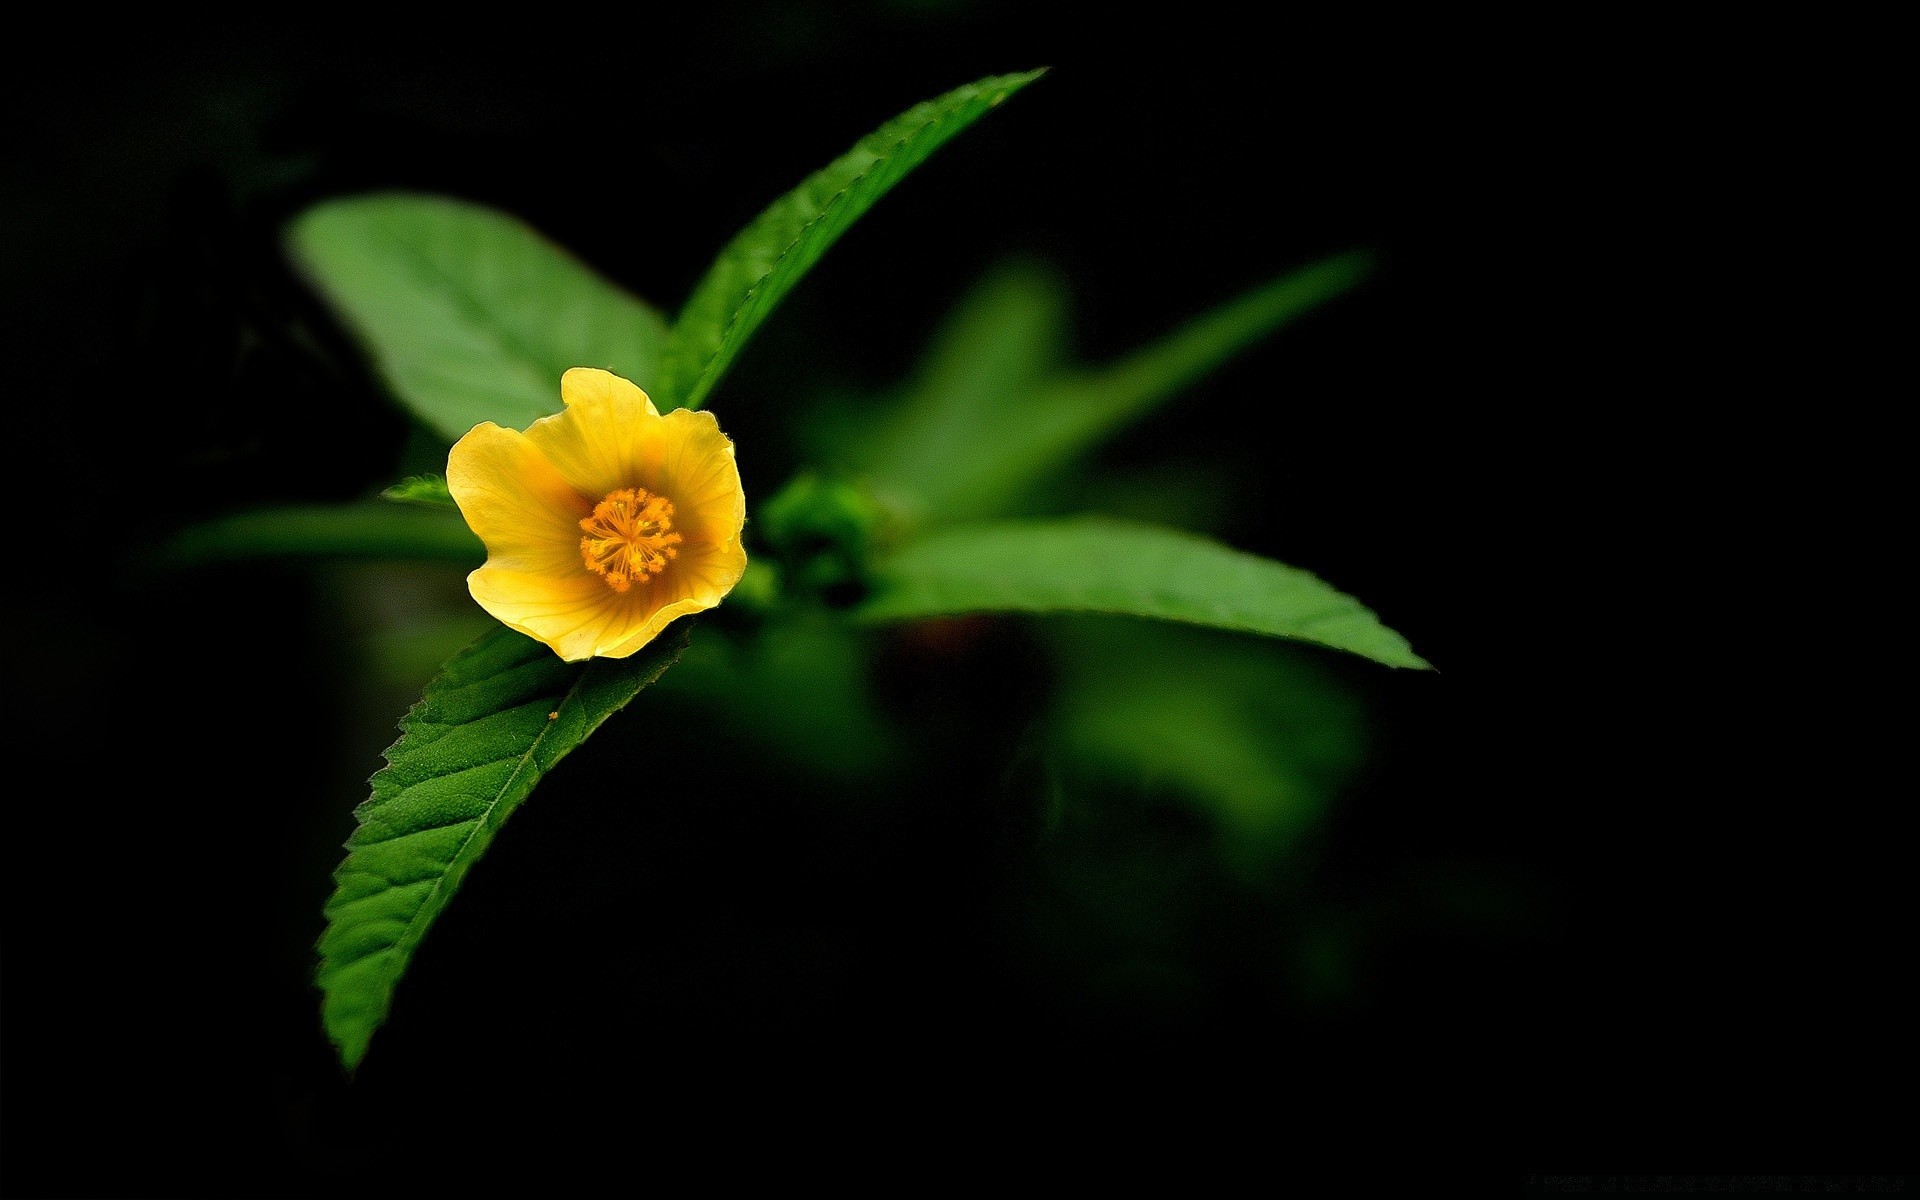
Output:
[{"left": 1, "top": 4, "right": 1902, "bottom": 1193}]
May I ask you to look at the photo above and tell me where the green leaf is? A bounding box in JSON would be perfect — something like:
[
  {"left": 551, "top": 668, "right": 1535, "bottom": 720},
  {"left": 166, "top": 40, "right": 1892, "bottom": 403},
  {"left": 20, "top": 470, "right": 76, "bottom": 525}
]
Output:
[
  {"left": 658, "top": 69, "right": 1045, "bottom": 411},
  {"left": 153, "top": 503, "right": 482, "bottom": 567},
  {"left": 316, "top": 623, "right": 690, "bottom": 1072},
  {"left": 288, "top": 194, "right": 670, "bottom": 441},
  {"left": 833, "top": 258, "right": 1069, "bottom": 517},
  {"left": 653, "top": 615, "right": 902, "bottom": 782},
  {"left": 1049, "top": 617, "right": 1365, "bottom": 866},
  {"left": 875, "top": 252, "right": 1375, "bottom": 526},
  {"left": 859, "top": 517, "right": 1429, "bottom": 669},
  {"left": 382, "top": 474, "right": 455, "bottom": 507}
]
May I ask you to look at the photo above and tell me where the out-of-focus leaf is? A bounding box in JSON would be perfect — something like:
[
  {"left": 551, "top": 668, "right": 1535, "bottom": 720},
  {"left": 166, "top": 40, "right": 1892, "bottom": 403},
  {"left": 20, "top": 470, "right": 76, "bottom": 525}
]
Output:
[
  {"left": 1049, "top": 616, "right": 1366, "bottom": 864},
  {"left": 859, "top": 517, "right": 1428, "bottom": 669},
  {"left": 381, "top": 474, "right": 455, "bottom": 507},
  {"left": 875, "top": 252, "right": 1375, "bottom": 526},
  {"left": 315, "top": 623, "right": 689, "bottom": 1072},
  {"left": 325, "top": 564, "right": 496, "bottom": 695},
  {"left": 657, "top": 69, "right": 1045, "bottom": 412},
  {"left": 957, "top": 252, "right": 1374, "bottom": 518},
  {"left": 653, "top": 615, "right": 900, "bottom": 781},
  {"left": 288, "top": 194, "right": 669, "bottom": 441},
  {"left": 831, "top": 258, "right": 1069, "bottom": 521},
  {"left": 154, "top": 503, "right": 482, "bottom": 566},
  {"left": 1059, "top": 460, "right": 1236, "bottom": 532}
]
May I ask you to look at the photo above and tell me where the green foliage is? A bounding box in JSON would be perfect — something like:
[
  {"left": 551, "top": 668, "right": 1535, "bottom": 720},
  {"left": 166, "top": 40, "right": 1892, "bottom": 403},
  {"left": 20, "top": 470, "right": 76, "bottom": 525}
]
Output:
[
  {"left": 1048, "top": 618, "right": 1366, "bottom": 870},
  {"left": 273, "top": 71, "right": 1068, "bottom": 1074},
  {"left": 381, "top": 474, "right": 455, "bottom": 507},
  {"left": 657, "top": 69, "right": 1046, "bottom": 411},
  {"left": 316, "top": 624, "right": 689, "bottom": 1071},
  {"left": 759, "top": 473, "right": 888, "bottom": 556},
  {"left": 756, "top": 472, "right": 890, "bottom": 596},
  {"left": 824, "top": 252, "right": 1373, "bottom": 529},
  {"left": 829, "top": 258, "right": 1069, "bottom": 523},
  {"left": 859, "top": 517, "right": 1429, "bottom": 669},
  {"left": 251, "top": 68, "right": 1428, "bottom": 1076},
  {"left": 652, "top": 615, "right": 901, "bottom": 781},
  {"left": 288, "top": 195, "right": 670, "bottom": 441},
  {"left": 155, "top": 503, "right": 482, "bottom": 566}
]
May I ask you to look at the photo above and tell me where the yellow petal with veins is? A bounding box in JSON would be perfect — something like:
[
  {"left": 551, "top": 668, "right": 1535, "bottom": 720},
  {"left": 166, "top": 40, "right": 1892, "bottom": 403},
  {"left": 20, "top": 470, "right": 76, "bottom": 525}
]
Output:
[
  {"left": 445, "top": 422, "right": 587, "bottom": 573},
  {"left": 524, "top": 367, "right": 666, "bottom": 501}
]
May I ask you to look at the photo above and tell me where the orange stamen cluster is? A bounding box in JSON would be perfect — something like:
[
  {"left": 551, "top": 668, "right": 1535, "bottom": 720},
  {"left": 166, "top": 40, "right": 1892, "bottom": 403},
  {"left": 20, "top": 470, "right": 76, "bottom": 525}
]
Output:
[{"left": 579, "top": 488, "right": 682, "bottom": 592}]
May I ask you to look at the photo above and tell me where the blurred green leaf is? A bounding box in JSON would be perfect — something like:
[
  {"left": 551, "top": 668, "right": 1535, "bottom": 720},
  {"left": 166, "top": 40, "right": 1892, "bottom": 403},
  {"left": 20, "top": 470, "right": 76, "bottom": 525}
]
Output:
[
  {"left": 316, "top": 623, "right": 689, "bottom": 1072},
  {"left": 756, "top": 472, "right": 890, "bottom": 599},
  {"left": 288, "top": 194, "right": 669, "bottom": 441},
  {"left": 1050, "top": 617, "right": 1365, "bottom": 866},
  {"left": 155, "top": 503, "right": 482, "bottom": 566},
  {"left": 654, "top": 615, "right": 900, "bottom": 781},
  {"left": 658, "top": 69, "right": 1045, "bottom": 412},
  {"left": 1059, "top": 460, "right": 1236, "bottom": 532},
  {"left": 834, "top": 258, "right": 1069, "bottom": 519},
  {"left": 382, "top": 474, "right": 455, "bottom": 507},
  {"left": 324, "top": 564, "right": 495, "bottom": 695},
  {"left": 825, "top": 252, "right": 1371, "bottom": 529},
  {"left": 859, "top": 517, "right": 1429, "bottom": 669},
  {"left": 758, "top": 472, "right": 887, "bottom": 558}
]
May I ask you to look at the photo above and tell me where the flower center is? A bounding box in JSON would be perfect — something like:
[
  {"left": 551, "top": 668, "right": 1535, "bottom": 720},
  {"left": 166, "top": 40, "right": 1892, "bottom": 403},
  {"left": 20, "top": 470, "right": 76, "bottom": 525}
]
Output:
[{"left": 579, "top": 488, "right": 683, "bottom": 592}]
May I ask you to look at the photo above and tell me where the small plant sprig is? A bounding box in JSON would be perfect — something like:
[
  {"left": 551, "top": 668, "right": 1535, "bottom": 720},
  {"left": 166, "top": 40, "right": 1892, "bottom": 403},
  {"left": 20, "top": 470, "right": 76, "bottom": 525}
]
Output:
[{"left": 166, "top": 69, "right": 1429, "bottom": 1072}]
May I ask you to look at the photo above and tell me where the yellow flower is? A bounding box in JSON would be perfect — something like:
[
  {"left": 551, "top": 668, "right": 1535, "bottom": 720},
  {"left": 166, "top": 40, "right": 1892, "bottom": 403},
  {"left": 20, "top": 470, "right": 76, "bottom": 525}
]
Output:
[{"left": 447, "top": 368, "right": 747, "bottom": 661}]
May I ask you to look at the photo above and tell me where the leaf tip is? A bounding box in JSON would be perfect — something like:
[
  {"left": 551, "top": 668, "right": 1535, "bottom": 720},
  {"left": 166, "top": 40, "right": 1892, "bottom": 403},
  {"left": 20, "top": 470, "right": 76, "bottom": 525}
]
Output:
[
  {"left": 335, "top": 1032, "right": 371, "bottom": 1078},
  {"left": 992, "top": 68, "right": 1048, "bottom": 102}
]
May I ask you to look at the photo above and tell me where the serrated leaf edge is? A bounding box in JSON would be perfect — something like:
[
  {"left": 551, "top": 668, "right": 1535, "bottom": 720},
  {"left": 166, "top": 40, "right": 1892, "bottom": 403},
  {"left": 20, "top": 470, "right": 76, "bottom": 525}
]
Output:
[
  {"left": 315, "top": 625, "right": 689, "bottom": 1071},
  {"left": 674, "top": 70, "right": 1043, "bottom": 410}
]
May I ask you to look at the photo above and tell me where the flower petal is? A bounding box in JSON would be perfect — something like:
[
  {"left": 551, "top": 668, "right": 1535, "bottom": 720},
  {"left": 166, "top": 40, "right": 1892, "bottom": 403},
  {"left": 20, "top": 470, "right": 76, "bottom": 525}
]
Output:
[
  {"left": 595, "top": 596, "right": 711, "bottom": 660},
  {"left": 446, "top": 422, "right": 587, "bottom": 574},
  {"left": 596, "top": 539, "right": 748, "bottom": 658},
  {"left": 666, "top": 538, "right": 750, "bottom": 614},
  {"left": 469, "top": 536, "right": 746, "bottom": 662},
  {"left": 467, "top": 564, "right": 635, "bottom": 663},
  {"left": 655, "top": 408, "right": 748, "bottom": 547},
  {"left": 526, "top": 367, "right": 667, "bottom": 498}
]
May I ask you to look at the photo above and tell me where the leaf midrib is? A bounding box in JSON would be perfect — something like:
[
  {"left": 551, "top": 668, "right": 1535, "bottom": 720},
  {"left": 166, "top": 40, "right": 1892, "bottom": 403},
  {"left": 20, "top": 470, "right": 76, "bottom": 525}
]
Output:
[
  {"left": 382, "top": 235, "right": 564, "bottom": 416},
  {"left": 383, "top": 674, "right": 582, "bottom": 966}
]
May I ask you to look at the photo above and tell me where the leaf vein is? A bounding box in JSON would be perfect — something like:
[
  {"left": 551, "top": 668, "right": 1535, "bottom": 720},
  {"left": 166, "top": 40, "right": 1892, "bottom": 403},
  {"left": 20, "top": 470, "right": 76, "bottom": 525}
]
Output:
[
  {"left": 384, "top": 237, "right": 564, "bottom": 410},
  {"left": 380, "top": 675, "right": 585, "bottom": 965},
  {"left": 346, "top": 814, "right": 484, "bottom": 850}
]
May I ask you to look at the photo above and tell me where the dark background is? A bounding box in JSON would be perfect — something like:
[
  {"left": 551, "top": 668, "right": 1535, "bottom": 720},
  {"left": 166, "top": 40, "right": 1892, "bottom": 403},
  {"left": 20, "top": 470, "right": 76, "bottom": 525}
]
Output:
[{"left": 1, "top": 4, "right": 1901, "bottom": 1193}]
